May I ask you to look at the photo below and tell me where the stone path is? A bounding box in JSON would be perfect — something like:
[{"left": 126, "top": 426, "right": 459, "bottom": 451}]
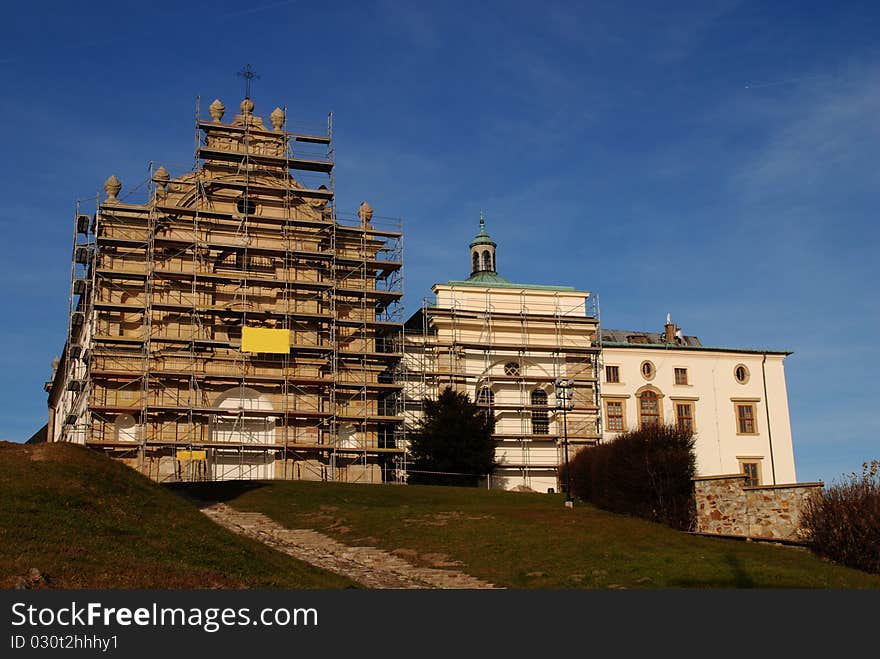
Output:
[{"left": 199, "top": 502, "right": 500, "bottom": 589}]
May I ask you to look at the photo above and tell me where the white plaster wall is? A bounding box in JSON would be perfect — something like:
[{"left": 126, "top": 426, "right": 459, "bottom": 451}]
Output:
[
  {"left": 600, "top": 347, "right": 796, "bottom": 484},
  {"left": 435, "top": 285, "right": 589, "bottom": 317},
  {"left": 51, "top": 309, "right": 94, "bottom": 445}
]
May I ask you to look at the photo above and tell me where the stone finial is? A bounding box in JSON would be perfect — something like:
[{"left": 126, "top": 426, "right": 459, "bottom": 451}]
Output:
[
  {"left": 153, "top": 166, "right": 170, "bottom": 201},
  {"left": 153, "top": 166, "right": 170, "bottom": 189},
  {"left": 270, "top": 107, "right": 286, "bottom": 131},
  {"left": 357, "top": 201, "right": 374, "bottom": 226},
  {"left": 240, "top": 97, "right": 254, "bottom": 115},
  {"left": 104, "top": 175, "right": 121, "bottom": 203},
  {"left": 209, "top": 99, "right": 225, "bottom": 122}
]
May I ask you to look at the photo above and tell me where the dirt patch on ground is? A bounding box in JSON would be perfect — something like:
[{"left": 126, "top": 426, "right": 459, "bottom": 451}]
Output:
[
  {"left": 402, "top": 511, "right": 493, "bottom": 527},
  {"left": 391, "top": 548, "right": 419, "bottom": 559},
  {"left": 420, "top": 553, "right": 463, "bottom": 568},
  {"left": 29, "top": 445, "right": 55, "bottom": 462}
]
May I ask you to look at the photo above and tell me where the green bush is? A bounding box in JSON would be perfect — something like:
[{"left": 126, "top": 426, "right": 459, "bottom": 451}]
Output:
[
  {"left": 563, "top": 424, "right": 696, "bottom": 530},
  {"left": 802, "top": 460, "right": 880, "bottom": 574}
]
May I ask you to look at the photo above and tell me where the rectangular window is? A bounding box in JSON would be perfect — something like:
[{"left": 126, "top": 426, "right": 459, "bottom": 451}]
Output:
[
  {"left": 606, "top": 400, "right": 624, "bottom": 432},
  {"left": 638, "top": 392, "right": 660, "bottom": 428},
  {"left": 736, "top": 404, "right": 757, "bottom": 434},
  {"left": 605, "top": 365, "right": 620, "bottom": 383},
  {"left": 674, "top": 367, "right": 688, "bottom": 385},
  {"left": 740, "top": 461, "right": 761, "bottom": 487},
  {"left": 675, "top": 402, "right": 694, "bottom": 433},
  {"left": 532, "top": 411, "right": 549, "bottom": 435}
]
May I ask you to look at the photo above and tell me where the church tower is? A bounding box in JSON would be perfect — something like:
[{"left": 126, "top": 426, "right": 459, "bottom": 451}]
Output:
[{"left": 469, "top": 212, "right": 497, "bottom": 276}]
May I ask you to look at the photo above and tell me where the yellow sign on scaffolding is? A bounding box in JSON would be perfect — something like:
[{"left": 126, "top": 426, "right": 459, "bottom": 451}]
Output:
[
  {"left": 176, "top": 450, "right": 207, "bottom": 461},
  {"left": 241, "top": 326, "right": 290, "bottom": 354}
]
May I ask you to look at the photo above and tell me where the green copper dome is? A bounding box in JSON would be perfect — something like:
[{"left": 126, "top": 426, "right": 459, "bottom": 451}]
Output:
[{"left": 469, "top": 217, "right": 496, "bottom": 247}]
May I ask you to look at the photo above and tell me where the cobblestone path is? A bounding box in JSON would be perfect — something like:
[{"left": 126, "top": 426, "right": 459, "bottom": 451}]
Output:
[{"left": 199, "top": 502, "right": 500, "bottom": 589}]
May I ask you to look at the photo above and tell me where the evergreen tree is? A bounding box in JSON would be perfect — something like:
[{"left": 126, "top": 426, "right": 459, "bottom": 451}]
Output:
[{"left": 408, "top": 386, "right": 497, "bottom": 486}]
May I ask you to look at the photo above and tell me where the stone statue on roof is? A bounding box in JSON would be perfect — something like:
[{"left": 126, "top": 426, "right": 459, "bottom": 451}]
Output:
[{"left": 358, "top": 201, "right": 374, "bottom": 227}]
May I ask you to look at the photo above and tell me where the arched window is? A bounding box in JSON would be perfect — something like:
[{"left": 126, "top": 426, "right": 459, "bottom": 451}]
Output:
[
  {"left": 476, "top": 386, "right": 495, "bottom": 421},
  {"left": 531, "top": 389, "right": 549, "bottom": 435},
  {"left": 114, "top": 414, "right": 138, "bottom": 442},
  {"left": 476, "top": 386, "right": 495, "bottom": 407},
  {"left": 482, "top": 250, "right": 491, "bottom": 271},
  {"left": 472, "top": 252, "right": 479, "bottom": 272},
  {"left": 638, "top": 390, "right": 660, "bottom": 428}
]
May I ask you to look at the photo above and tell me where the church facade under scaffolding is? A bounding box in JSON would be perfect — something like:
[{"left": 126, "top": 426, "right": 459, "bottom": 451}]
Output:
[
  {"left": 46, "top": 96, "right": 405, "bottom": 483},
  {"left": 401, "top": 218, "right": 601, "bottom": 492}
]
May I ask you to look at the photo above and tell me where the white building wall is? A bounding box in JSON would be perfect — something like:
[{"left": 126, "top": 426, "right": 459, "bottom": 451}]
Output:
[
  {"left": 49, "top": 316, "right": 94, "bottom": 445},
  {"left": 600, "top": 347, "right": 796, "bottom": 484}
]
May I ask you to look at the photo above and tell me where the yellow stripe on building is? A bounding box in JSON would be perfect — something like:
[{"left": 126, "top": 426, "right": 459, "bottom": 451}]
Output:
[{"left": 241, "top": 326, "right": 290, "bottom": 354}]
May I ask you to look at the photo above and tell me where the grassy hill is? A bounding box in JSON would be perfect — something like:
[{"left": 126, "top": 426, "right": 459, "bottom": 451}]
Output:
[
  {"left": 182, "top": 479, "right": 880, "bottom": 589},
  {"left": 5, "top": 441, "right": 877, "bottom": 589},
  {"left": 0, "top": 442, "right": 354, "bottom": 589}
]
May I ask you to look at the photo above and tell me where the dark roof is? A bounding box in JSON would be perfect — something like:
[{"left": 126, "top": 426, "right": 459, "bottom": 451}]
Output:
[
  {"left": 601, "top": 329, "right": 702, "bottom": 348},
  {"left": 26, "top": 423, "right": 48, "bottom": 444},
  {"left": 601, "top": 329, "right": 792, "bottom": 356}
]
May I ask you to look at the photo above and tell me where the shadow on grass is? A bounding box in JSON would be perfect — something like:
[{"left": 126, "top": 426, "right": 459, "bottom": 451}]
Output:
[
  {"left": 669, "top": 552, "right": 756, "bottom": 588},
  {"left": 166, "top": 480, "right": 270, "bottom": 506}
]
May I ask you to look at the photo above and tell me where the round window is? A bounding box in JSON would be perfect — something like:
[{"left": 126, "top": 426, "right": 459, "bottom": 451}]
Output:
[
  {"left": 504, "top": 362, "right": 521, "bottom": 377},
  {"left": 734, "top": 364, "right": 750, "bottom": 384},
  {"left": 640, "top": 360, "right": 655, "bottom": 380},
  {"left": 236, "top": 197, "right": 257, "bottom": 215}
]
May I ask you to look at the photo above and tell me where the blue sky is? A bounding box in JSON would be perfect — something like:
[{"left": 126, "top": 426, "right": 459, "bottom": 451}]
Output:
[{"left": 0, "top": 1, "right": 877, "bottom": 483}]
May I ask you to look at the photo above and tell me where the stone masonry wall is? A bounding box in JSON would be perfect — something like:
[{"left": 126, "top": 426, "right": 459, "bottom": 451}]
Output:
[{"left": 693, "top": 474, "right": 824, "bottom": 542}]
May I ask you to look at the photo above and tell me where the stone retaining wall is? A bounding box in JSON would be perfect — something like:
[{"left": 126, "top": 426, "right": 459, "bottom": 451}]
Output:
[{"left": 693, "top": 474, "right": 824, "bottom": 542}]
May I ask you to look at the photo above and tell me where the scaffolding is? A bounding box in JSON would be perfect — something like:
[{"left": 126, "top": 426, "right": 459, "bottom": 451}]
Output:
[
  {"left": 48, "top": 96, "right": 405, "bottom": 483},
  {"left": 402, "top": 286, "right": 600, "bottom": 491}
]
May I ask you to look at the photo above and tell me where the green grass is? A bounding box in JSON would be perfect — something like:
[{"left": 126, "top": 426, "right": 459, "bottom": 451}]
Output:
[
  {"left": 0, "top": 442, "right": 355, "bottom": 589},
  {"left": 181, "top": 479, "right": 880, "bottom": 589}
]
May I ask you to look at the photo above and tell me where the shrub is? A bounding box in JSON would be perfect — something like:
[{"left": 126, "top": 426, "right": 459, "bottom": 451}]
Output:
[
  {"left": 562, "top": 424, "right": 696, "bottom": 530},
  {"left": 802, "top": 460, "right": 880, "bottom": 574}
]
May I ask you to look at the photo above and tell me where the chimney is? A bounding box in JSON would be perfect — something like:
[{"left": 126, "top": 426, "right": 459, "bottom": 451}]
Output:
[{"left": 664, "top": 313, "right": 676, "bottom": 344}]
